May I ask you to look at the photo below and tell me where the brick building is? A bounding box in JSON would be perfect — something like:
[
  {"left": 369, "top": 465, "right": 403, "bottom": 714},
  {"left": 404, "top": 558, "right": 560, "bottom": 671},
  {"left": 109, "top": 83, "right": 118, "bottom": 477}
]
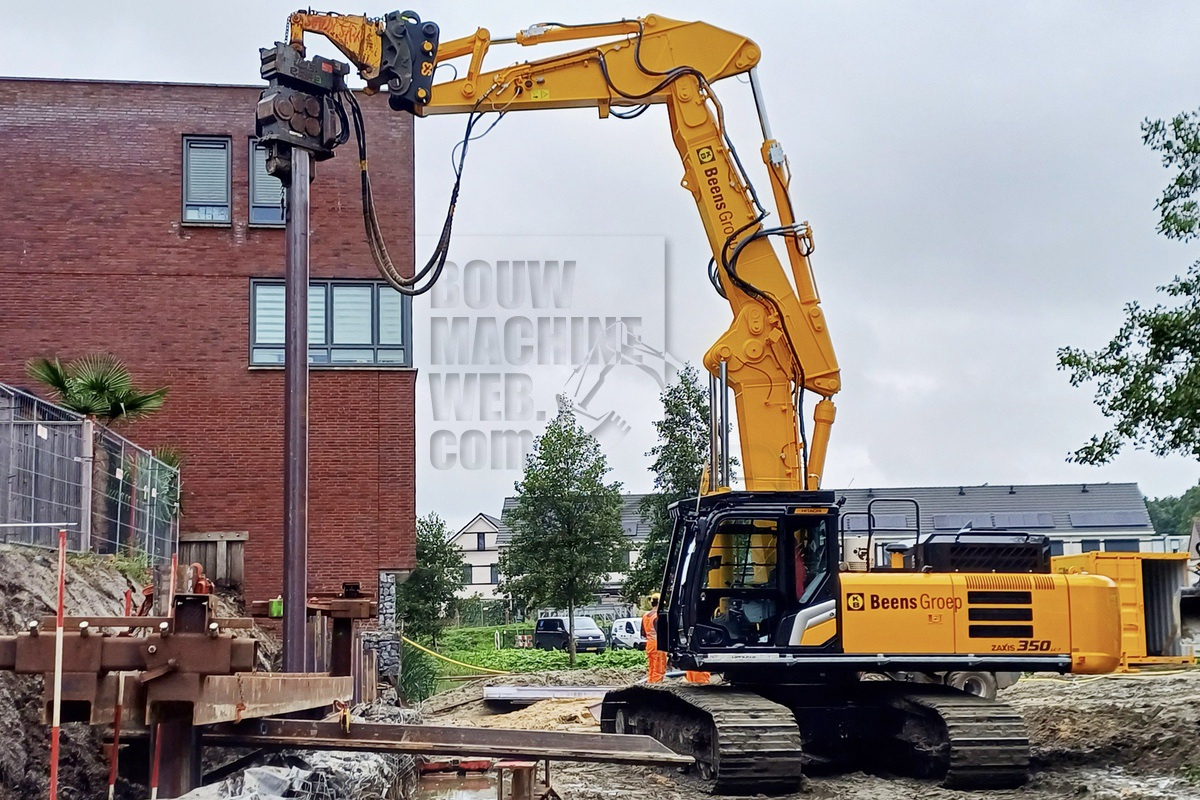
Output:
[{"left": 0, "top": 77, "right": 417, "bottom": 603}]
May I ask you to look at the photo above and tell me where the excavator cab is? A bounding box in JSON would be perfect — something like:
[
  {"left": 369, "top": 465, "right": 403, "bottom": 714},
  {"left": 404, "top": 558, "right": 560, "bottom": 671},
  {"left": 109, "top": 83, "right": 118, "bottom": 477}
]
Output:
[{"left": 660, "top": 491, "right": 841, "bottom": 678}]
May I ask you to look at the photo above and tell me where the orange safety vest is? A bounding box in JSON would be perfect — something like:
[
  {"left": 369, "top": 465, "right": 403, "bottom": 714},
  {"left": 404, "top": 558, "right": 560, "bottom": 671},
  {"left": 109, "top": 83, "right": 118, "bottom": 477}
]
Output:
[{"left": 642, "top": 608, "right": 658, "bottom": 649}]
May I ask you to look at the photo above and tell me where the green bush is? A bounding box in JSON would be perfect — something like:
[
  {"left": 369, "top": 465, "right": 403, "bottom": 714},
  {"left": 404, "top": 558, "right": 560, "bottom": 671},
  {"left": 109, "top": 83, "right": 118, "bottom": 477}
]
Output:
[
  {"left": 399, "top": 642, "right": 440, "bottom": 702},
  {"left": 441, "top": 647, "right": 647, "bottom": 673}
]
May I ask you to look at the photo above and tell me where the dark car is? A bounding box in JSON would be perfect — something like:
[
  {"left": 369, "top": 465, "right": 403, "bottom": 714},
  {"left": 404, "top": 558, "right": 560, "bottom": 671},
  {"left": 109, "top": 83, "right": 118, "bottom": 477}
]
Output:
[{"left": 533, "top": 616, "right": 607, "bottom": 653}]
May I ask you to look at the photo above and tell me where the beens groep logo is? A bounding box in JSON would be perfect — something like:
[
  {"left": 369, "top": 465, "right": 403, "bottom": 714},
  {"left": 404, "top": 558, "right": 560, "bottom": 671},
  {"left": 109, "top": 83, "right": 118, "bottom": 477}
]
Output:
[{"left": 416, "top": 235, "right": 671, "bottom": 482}]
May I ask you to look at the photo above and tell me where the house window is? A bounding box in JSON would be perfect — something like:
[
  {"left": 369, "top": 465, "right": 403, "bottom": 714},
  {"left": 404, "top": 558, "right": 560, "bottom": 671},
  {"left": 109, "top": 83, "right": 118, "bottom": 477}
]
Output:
[
  {"left": 462, "top": 565, "right": 474, "bottom": 584},
  {"left": 1103, "top": 538, "right": 1141, "bottom": 553},
  {"left": 1049, "top": 540, "right": 1065, "bottom": 556},
  {"left": 490, "top": 565, "right": 499, "bottom": 585},
  {"left": 182, "top": 136, "right": 231, "bottom": 224},
  {"left": 250, "top": 279, "right": 412, "bottom": 367},
  {"left": 249, "top": 140, "right": 284, "bottom": 225},
  {"left": 477, "top": 533, "right": 486, "bottom": 551},
  {"left": 1081, "top": 539, "right": 1102, "bottom": 553}
]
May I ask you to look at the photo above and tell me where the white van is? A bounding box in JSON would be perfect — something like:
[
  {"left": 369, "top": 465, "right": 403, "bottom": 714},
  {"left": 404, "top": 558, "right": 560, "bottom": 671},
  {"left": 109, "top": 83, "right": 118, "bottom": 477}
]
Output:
[{"left": 611, "top": 617, "right": 646, "bottom": 650}]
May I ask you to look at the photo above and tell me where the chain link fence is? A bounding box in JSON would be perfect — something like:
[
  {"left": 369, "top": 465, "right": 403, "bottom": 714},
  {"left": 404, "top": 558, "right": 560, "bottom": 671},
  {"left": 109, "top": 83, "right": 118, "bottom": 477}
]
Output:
[{"left": 0, "top": 382, "right": 178, "bottom": 566}]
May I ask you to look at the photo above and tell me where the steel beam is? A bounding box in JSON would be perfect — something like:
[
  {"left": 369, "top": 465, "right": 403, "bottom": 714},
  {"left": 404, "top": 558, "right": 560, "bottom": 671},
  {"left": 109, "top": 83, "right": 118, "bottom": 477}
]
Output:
[
  {"left": 204, "top": 718, "right": 693, "bottom": 765},
  {"left": 283, "top": 148, "right": 311, "bottom": 673},
  {"left": 191, "top": 673, "right": 352, "bottom": 725}
]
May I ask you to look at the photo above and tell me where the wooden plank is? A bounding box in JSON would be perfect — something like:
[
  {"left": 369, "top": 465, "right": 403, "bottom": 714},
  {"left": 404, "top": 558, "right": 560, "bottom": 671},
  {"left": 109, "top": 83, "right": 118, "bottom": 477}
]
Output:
[
  {"left": 229, "top": 541, "right": 244, "bottom": 587},
  {"left": 179, "top": 531, "right": 249, "bottom": 543}
]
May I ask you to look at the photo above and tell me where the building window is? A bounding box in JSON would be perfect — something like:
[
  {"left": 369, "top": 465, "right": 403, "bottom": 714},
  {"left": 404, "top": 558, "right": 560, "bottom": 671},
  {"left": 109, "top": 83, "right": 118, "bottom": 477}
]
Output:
[
  {"left": 462, "top": 565, "right": 474, "bottom": 585},
  {"left": 250, "top": 279, "right": 412, "bottom": 367},
  {"left": 249, "top": 140, "right": 284, "bottom": 226},
  {"left": 490, "top": 565, "right": 500, "bottom": 585},
  {"left": 1049, "top": 540, "right": 1065, "bottom": 557},
  {"left": 477, "top": 533, "right": 486, "bottom": 551},
  {"left": 1103, "top": 538, "right": 1141, "bottom": 552},
  {"left": 182, "top": 136, "right": 231, "bottom": 224},
  {"left": 1080, "top": 539, "right": 1102, "bottom": 553}
]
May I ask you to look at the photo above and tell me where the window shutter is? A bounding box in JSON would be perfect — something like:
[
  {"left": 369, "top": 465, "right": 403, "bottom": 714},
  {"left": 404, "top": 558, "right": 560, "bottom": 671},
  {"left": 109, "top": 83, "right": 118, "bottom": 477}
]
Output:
[
  {"left": 332, "top": 285, "right": 373, "bottom": 344},
  {"left": 252, "top": 144, "right": 283, "bottom": 207},
  {"left": 254, "top": 284, "right": 285, "bottom": 344},
  {"left": 378, "top": 287, "right": 405, "bottom": 344},
  {"left": 186, "top": 140, "right": 229, "bottom": 204}
]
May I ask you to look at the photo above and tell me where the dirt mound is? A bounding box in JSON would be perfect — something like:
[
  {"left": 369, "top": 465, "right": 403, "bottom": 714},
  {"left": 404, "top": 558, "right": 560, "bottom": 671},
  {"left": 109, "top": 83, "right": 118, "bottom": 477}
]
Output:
[
  {"left": 0, "top": 544, "right": 148, "bottom": 800},
  {"left": 468, "top": 698, "right": 598, "bottom": 732},
  {"left": 1010, "top": 672, "right": 1200, "bottom": 776}
]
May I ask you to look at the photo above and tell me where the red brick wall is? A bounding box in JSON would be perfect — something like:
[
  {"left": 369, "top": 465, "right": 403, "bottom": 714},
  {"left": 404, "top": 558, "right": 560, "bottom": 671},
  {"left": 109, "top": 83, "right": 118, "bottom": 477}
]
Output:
[{"left": 0, "top": 78, "right": 416, "bottom": 603}]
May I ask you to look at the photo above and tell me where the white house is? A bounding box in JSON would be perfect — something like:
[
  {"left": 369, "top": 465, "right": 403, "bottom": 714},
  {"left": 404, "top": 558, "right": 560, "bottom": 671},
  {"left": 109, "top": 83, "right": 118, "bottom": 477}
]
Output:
[{"left": 449, "top": 513, "right": 504, "bottom": 600}]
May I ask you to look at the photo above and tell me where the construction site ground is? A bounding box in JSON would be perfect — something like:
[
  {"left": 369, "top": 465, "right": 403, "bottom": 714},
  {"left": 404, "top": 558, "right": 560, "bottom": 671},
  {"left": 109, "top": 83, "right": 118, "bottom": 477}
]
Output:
[{"left": 424, "top": 667, "right": 1200, "bottom": 800}]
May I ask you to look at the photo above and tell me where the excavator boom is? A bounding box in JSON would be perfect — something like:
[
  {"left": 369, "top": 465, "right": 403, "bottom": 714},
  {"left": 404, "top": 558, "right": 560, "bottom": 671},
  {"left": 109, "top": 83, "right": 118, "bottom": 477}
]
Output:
[
  {"left": 288, "top": 11, "right": 841, "bottom": 492},
  {"left": 273, "top": 11, "right": 1123, "bottom": 793}
]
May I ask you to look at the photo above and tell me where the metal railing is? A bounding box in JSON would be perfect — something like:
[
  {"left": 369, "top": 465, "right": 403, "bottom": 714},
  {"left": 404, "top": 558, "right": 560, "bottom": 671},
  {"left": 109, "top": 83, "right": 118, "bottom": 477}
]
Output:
[{"left": 0, "top": 382, "right": 178, "bottom": 566}]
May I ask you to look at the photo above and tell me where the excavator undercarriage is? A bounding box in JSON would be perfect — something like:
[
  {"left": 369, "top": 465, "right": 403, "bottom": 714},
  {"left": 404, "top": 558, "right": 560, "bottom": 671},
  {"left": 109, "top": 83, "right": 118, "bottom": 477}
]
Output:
[{"left": 602, "top": 681, "right": 1031, "bottom": 793}]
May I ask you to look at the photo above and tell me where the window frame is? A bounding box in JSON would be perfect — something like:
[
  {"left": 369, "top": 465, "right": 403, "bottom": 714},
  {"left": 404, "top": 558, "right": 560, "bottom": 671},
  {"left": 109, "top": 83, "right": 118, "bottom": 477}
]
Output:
[
  {"left": 249, "top": 278, "right": 413, "bottom": 369},
  {"left": 248, "top": 138, "right": 285, "bottom": 227},
  {"left": 477, "top": 532, "right": 487, "bottom": 551},
  {"left": 181, "top": 135, "right": 233, "bottom": 226}
]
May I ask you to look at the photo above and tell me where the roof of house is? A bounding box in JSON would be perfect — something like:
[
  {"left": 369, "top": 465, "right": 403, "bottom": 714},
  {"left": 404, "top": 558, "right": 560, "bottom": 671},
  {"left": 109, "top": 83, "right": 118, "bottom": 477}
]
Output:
[
  {"left": 449, "top": 512, "right": 503, "bottom": 543},
  {"left": 496, "top": 494, "right": 652, "bottom": 546},
  {"left": 493, "top": 482, "right": 1156, "bottom": 545},
  {"left": 836, "top": 482, "right": 1153, "bottom": 537}
]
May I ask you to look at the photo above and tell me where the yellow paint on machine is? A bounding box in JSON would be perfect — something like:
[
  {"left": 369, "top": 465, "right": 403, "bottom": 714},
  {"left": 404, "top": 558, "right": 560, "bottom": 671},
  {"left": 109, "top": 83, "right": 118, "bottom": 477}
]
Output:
[
  {"left": 838, "top": 572, "right": 1121, "bottom": 674},
  {"left": 799, "top": 617, "right": 836, "bottom": 646}
]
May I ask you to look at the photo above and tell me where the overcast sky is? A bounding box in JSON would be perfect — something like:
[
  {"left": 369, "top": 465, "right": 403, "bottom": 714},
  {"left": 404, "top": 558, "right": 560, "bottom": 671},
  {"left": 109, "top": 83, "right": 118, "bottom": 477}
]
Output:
[{"left": 4, "top": 2, "right": 1200, "bottom": 533}]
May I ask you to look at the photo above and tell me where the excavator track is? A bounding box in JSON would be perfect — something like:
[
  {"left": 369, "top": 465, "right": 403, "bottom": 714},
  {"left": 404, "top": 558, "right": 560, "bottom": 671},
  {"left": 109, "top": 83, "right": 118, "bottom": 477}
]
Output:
[
  {"left": 601, "top": 684, "right": 804, "bottom": 795},
  {"left": 604, "top": 682, "right": 1029, "bottom": 794},
  {"left": 884, "top": 685, "right": 1030, "bottom": 789}
]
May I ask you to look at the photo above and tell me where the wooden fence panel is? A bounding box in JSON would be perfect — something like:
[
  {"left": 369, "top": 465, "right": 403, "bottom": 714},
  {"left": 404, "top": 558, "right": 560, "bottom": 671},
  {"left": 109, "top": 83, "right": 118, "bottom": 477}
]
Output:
[{"left": 178, "top": 531, "right": 247, "bottom": 590}]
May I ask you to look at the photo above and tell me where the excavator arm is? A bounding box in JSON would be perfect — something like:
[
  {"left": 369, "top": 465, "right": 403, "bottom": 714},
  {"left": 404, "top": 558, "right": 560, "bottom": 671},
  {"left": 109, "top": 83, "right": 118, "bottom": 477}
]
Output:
[{"left": 289, "top": 11, "right": 841, "bottom": 491}]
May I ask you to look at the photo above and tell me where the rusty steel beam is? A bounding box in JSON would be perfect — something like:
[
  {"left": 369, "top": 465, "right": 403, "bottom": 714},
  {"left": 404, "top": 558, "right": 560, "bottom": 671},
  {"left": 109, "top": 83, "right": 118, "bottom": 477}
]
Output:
[
  {"left": 204, "top": 718, "right": 694, "bottom": 765},
  {"left": 191, "top": 673, "right": 352, "bottom": 725},
  {"left": 0, "top": 631, "right": 256, "bottom": 674},
  {"left": 35, "top": 617, "right": 254, "bottom": 631}
]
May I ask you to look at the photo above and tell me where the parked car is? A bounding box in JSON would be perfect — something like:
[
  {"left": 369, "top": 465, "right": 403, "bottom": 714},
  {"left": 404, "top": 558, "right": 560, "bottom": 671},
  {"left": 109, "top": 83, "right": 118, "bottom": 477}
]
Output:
[
  {"left": 533, "top": 616, "right": 607, "bottom": 653},
  {"left": 610, "top": 617, "right": 646, "bottom": 650}
]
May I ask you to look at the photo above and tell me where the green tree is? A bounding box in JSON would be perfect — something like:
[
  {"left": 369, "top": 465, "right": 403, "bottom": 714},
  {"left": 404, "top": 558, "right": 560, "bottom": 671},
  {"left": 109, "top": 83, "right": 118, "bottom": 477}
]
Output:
[
  {"left": 1057, "top": 109, "right": 1200, "bottom": 463},
  {"left": 395, "top": 512, "right": 466, "bottom": 646},
  {"left": 500, "top": 396, "right": 625, "bottom": 665},
  {"left": 26, "top": 354, "right": 167, "bottom": 424},
  {"left": 1146, "top": 482, "right": 1200, "bottom": 539},
  {"left": 624, "top": 364, "right": 710, "bottom": 601}
]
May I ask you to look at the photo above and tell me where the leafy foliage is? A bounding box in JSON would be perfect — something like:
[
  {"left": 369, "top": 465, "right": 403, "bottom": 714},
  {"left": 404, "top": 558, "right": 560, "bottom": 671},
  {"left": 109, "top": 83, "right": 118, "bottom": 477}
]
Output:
[
  {"left": 26, "top": 354, "right": 168, "bottom": 424},
  {"left": 499, "top": 396, "right": 626, "bottom": 665},
  {"left": 1057, "top": 109, "right": 1200, "bottom": 463},
  {"left": 399, "top": 642, "right": 440, "bottom": 702},
  {"left": 624, "top": 364, "right": 710, "bottom": 600},
  {"left": 441, "top": 647, "right": 646, "bottom": 673},
  {"left": 1145, "top": 482, "right": 1200, "bottom": 538},
  {"left": 395, "top": 513, "right": 467, "bottom": 646}
]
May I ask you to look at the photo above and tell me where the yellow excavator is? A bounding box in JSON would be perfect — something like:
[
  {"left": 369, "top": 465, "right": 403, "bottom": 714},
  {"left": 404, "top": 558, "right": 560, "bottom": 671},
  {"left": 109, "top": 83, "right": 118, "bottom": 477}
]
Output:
[{"left": 277, "top": 10, "right": 1123, "bottom": 793}]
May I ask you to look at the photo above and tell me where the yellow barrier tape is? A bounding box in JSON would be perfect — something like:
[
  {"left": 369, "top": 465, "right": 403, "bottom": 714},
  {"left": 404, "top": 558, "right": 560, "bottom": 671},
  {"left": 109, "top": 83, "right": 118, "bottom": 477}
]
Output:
[{"left": 401, "top": 635, "right": 510, "bottom": 675}]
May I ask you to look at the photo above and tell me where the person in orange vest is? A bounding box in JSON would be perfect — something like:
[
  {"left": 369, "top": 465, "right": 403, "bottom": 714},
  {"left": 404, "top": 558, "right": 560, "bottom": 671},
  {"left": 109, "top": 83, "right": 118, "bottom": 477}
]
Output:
[{"left": 642, "top": 594, "right": 667, "bottom": 683}]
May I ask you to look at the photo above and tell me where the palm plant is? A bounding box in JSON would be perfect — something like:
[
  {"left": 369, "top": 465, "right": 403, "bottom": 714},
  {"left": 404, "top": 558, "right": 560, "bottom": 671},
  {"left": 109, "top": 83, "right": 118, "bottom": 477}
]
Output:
[
  {"left": 25, "top": 354, "right": 172, "bottom": 556},
  {"left": 26, "top": 354, "right": 167, "bottom": 424}
]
